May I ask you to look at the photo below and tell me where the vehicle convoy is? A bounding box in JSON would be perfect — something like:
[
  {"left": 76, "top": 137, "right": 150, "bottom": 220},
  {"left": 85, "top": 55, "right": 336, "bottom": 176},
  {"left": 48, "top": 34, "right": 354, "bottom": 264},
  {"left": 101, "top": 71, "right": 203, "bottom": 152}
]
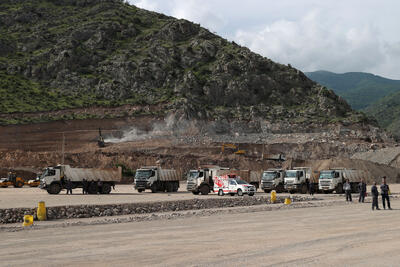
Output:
[
  {"left": 39, "top": 165, "right": 122, "bottom": 194},
  {"left": 284, "top": 167, "right": 318, "bottom": 194},
  {"left": 319, "top": 168, "right": 367, "bottom": 194},
  {"left": 186, "top": 166, "right": 231, "bottom": 195},
  {"left": 233, "top": 170, "right": 261, "bottom": 189},
  {"left": 0, "top": 172, "right": 26, "bottom": 188},
  {"left": 134, "top": 166, "right": 180, "bottom": 193},
  {"left": 261, "top": 169, "right": 286, "bottom": 193},
  {"left": 213, "top": 174, "right": 256, "bottom": 196}
]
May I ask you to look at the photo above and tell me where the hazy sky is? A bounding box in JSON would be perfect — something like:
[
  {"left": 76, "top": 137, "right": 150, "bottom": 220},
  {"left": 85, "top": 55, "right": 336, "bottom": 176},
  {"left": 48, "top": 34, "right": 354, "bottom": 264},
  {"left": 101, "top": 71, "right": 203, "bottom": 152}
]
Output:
[{"left": 129, "top": 0, "right": 400, "bottom": 79}]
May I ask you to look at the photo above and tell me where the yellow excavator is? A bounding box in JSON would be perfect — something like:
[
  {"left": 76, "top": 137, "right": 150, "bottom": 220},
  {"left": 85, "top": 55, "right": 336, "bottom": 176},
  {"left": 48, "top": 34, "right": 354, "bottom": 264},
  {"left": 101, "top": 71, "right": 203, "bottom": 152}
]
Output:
[
  {"left": 0, "top": 172, "right": 26, "bottom": 188},
  {"left": 221, "top": 143, "right": 246, "bottom": 155}
]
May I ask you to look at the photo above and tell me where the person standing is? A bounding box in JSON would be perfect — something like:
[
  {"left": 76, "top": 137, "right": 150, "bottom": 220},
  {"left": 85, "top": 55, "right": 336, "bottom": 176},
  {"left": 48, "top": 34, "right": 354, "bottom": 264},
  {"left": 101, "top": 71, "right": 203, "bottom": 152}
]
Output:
[
  {"left": 344, "top": 179, "right": 352, "bottom": 202},
  {"left": 380, "top": 176, "right": 392, "bottom": 210},
  {"left": 371, "top": 182, "right": 380, "bottom": 210},
  {"left": 82, "top": 179, "right": 87, "bottom": 195},
  {"left": 308, "top": 179, "right": 314, "bottom": 196},
  {"left": 358, "top": 178, "right": 367, "bottom": 203},
  {"left": 66, "top": 179, "right": 73, "bottom": 195}
]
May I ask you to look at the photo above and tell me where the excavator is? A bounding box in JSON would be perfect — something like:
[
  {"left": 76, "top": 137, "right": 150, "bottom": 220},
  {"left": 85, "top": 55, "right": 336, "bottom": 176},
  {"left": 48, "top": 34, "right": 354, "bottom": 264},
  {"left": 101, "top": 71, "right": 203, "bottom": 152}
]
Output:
[
  {"left": 221, "top": 143, "right": 246, "bottom": 155},
  {"left": 0, "top": 172, "right": 26, "bottom": 188}
]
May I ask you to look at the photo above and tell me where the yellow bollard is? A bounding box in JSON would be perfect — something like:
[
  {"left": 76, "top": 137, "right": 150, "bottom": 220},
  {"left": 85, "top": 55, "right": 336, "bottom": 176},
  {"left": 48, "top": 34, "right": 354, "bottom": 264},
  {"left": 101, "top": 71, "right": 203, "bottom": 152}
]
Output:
[
  {"left": 37, "top": 201, "right": 47, "bottom": 221},
  {"left": 22, "top": 215, "right": 34, "bottom": 227},
  {"left": 284, "top": 198, "right": 292, "bottom": 205},
  {"left": 270, "top": 190, "right": 277, "bottom": 203}
]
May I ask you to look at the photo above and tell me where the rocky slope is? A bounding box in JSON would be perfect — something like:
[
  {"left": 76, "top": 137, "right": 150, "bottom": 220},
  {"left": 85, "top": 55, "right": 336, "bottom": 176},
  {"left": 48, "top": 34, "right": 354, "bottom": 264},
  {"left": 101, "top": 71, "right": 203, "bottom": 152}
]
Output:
[{"left": 0, "top": 0, "right": 371, "bottom": 131}]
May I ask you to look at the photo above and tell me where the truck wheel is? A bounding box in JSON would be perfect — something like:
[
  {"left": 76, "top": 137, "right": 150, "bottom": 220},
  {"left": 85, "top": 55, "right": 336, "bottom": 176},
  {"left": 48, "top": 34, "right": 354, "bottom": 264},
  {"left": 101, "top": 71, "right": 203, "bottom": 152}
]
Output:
[
  {"left": 88, "top": 183, "right": 98, "bottom": 194},
  {"left": 101, "top": 183, "right": 112, "bottom": 194},
  {"left": 138, "top": 189, "right": 144, "bottom": 193},
  {"left": 47, "top": 183, "right": 61, "bottom": 194},
  {"left": 166, "top": 183, "right": 174, "bottom": 192},
  {"left": 200, "top": 185, "right": 209, "bottom": 195},
  {"left": 218, "top": 189, "right": 224, "bottom": 196},
  {"left": 237, "top": 189, "right": 243, "bottom": 196},
  {"left": 249, "top": 192, "right": 255, "bottom": 196},
  {"left": 151, "top": 184, "right": 158, "bottom": 193},
  {"left": 264, "top": 189, "right": 271, "bottom": 193},
  {"left": 336, "top": 184, "right": 343, "bottom": 194},
  {"left": 173, "top": 182, "right": 179, "bottom": 192},
  {"left": 301, "top": 184, "right": 308, "bottom": 194}
]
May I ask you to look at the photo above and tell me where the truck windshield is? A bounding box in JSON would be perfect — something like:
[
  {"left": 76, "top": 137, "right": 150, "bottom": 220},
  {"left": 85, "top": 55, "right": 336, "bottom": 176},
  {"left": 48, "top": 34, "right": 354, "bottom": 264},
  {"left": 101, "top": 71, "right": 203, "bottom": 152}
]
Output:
[
  {"left": 188, "top": 171, "right": 203, "bottom": 179},
  {"left": 320, "top": 171, "right": 335, "bottom": 179},
  {"left": 262, "top": 172, "right": 276, "bottom": 180},
  {"left": 286, "top": 171, "right": 297, "bottom": 178},
  {"left": 135, "top": 170, "right": 152, "bottom": 179}
]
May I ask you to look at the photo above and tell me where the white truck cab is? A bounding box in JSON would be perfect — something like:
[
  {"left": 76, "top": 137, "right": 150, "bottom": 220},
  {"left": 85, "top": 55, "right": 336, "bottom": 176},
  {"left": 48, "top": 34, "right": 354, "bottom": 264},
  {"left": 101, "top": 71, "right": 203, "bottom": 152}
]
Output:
[
  {"left": 213, "top": 175, "right": 256, "bottom": 196},
  {"left": 261, "top": 169, "right": 285, "bottom": 193},
  {"left": 284, "top": 167, "right": 311, "bottom": 194}
]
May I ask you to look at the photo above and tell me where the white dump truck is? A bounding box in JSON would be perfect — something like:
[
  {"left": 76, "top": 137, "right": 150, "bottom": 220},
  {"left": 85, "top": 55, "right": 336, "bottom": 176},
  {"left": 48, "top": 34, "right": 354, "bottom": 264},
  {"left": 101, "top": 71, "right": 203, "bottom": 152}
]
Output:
[
  {"left": 319, "top": 168, "right": 368, "bottom": 194},
  {"left": 261, "top": 169, "right": 285, "bottom": 193},
  {"left": 213, "top": 174, "right": 256, "bottom": 196},
  {"left": 134, "top": 166, "right": 180, "bottom": 193},
  {"left": 284, "top": 167, "right": 318, "bottom": 194},
  {"left": 39, "top": 165, "right": 122, "bottom": 194},
  {"left": 186, "top": 166, "right": 231, "bottom": 195}
]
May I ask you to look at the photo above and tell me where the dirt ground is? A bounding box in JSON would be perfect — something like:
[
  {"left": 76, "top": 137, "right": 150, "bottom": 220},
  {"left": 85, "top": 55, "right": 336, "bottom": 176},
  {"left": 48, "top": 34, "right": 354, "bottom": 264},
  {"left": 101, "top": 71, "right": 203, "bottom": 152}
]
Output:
[
  {"left": 2, "top": 184, "right": 399, "bottom": 209},
  {"left": 1, "top": 197, "right": 399, "bottom": 266}
]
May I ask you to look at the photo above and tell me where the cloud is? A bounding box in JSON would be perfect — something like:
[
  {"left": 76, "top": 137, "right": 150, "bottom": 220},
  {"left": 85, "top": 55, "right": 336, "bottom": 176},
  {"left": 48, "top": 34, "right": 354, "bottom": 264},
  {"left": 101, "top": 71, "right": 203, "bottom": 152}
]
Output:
[{"left": 128, "top": 0, "right": 400, "bottom": 79}]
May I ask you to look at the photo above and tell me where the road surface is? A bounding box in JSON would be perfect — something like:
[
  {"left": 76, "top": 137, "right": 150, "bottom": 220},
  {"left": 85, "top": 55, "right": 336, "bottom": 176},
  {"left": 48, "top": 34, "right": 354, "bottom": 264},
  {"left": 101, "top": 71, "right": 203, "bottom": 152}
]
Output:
[{"left": 1, "top": 198, "right": 399, "bottom": 266}]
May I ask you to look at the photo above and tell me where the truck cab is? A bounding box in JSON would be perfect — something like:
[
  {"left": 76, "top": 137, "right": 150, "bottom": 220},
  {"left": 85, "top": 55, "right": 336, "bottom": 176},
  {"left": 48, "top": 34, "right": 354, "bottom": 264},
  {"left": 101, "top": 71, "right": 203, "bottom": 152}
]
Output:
[
  {"left": 186, "top": 166, "right": 230, "bottom": 195},
  {"left": 319, "top": 170, "right": 342, "bottom": 193},
  {"left": 284, "top": 167, "right": 311, "bottom": 194},
  {"left": 261, "top": 169, "right": 285, "bottom": 193}
]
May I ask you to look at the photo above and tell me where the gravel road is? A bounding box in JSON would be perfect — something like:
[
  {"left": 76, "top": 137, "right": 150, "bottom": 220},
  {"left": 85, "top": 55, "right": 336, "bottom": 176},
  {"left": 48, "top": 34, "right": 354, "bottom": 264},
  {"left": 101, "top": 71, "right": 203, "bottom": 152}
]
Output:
[{"left": 1, "top": 198, "right": 399, "bottom": 266}]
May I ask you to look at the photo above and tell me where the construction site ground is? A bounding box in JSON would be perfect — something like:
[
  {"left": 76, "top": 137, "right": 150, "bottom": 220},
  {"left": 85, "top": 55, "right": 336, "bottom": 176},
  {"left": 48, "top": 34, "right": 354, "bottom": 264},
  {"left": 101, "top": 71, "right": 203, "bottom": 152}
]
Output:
[
  {"left": 2, "top": 184, "right": 400, "bottom": 209},
  {"left": 1, "top": 195, "right": 400, "bottom": 266}
]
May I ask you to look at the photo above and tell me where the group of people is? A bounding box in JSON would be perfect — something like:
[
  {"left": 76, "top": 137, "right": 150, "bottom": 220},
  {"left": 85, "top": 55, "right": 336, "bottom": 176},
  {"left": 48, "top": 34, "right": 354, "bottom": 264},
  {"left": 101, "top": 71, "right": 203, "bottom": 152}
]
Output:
[
  {"left": 343, "top": 176, "right": 392, "bottom": 210},
  {"left": 64, "top": 178, "right": 103, "bottom": 195}
]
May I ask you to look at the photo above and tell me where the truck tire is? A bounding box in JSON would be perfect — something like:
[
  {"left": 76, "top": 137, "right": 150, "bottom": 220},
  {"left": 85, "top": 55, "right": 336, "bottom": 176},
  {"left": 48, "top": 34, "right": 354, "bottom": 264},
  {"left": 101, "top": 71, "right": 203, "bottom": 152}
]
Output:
[
  {"left": 200, "top": 185, "right": 209, "bottom": 195},
  {"left": 276, "top": 183, "right": 284, "bottom": 193},
  {"left": 336, "top": 184, "right": 343, "bottom": 194},
  {"left": 88, "top": 183, "right": 98, "bottom": 194},
  {"left": 301, "top": 184, "right": 308, "bottom": 194},
  {"left": 237, "top": 189, "right": 243, "bottom": 196},
  {"left": 218, "top": 189, "right": 224, "bottom": 196},
  {"left": 47, "top": 183, "right": 61, "bottom": 194},
  {"left": 166, "top": 182, "right": 174, "bottom": 192},
  {"left": 151, "top": 183, "right": 158, "bottom": 193},
  {"left": 101, "top": 183, "right": 112, "bottom": 194},
  {"left": 249, "top": 192, "right": 254, "bottom": 196},
  {"left": 138, "top": 189, "right": 144, "bottom": 193},
  {"left": 173, "top": 182, "right": 179, "bottom": 192}
]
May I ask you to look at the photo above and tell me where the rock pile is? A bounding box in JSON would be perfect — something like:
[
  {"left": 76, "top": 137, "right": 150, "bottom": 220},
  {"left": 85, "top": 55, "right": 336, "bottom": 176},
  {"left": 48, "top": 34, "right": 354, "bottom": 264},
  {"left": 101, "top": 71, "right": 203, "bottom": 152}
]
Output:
[{"left": 0, "top": 195, "right": 311, "bottom": 224}]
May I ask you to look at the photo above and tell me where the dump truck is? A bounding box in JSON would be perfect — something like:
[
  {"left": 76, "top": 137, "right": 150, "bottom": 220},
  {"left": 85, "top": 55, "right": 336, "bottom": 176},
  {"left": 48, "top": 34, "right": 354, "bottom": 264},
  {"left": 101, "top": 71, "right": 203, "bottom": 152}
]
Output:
[
  {"left": 186, "top": 166, "right": 231, "bottom": 195},
  {"left": 134, "top": 166, "right": 180, "bottom": 193},
  {"left": 284, "top": 167, "right": 318, "bottom": 194},
  {"left": 261, "top": 169, "right": 286, "bottom": 193},
  {"left": 319, "top": 168, "right": 368, "bottom": 194},
  {"left": 231, "top": 170, "right": 261, "bottom": 189},
  {"left": 0, "top": 172, "right": 26, "bottom": 188},
  {"left": 39, "top": 165, "right": 122, "bottom": 194}
]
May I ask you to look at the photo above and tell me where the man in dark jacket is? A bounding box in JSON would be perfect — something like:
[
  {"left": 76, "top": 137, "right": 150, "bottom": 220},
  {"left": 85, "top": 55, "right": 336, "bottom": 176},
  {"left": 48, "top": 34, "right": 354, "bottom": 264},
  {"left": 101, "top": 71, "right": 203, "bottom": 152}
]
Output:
[
  {"left": 358, "top": 179, "right": 367, "bottom": 203},
  {"left": 380, "top": 176, "right": 392, "bottom": 210},
  {"left": 82, "top": 179, "right": 88, "bottom": 195},
  {"left": 66, "top": 179, "right": 73, "bottom": 195},
  {"left": 371, "top": 182, "right": 380, "bottom": 210}
]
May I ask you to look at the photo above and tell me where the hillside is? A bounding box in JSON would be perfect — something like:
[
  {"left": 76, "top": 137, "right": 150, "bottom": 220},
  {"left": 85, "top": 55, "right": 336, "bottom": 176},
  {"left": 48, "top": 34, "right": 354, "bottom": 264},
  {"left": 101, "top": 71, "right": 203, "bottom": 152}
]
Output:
[
  {"left": 305, "top": 71, "right": 400, "bottom": 110},
  {"left": 365, "top": 91, "right": 400, "bottom": 136},
  {"left": 0, "top": 0, "right": 370, "bottom": 129}
]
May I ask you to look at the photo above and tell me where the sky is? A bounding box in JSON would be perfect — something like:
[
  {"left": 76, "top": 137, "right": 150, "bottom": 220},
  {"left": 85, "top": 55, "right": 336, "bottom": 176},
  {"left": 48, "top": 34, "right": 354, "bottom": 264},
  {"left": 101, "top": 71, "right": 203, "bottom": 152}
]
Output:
[{"left": 129, "top": 0, "right": 400, "bottom": 79}]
